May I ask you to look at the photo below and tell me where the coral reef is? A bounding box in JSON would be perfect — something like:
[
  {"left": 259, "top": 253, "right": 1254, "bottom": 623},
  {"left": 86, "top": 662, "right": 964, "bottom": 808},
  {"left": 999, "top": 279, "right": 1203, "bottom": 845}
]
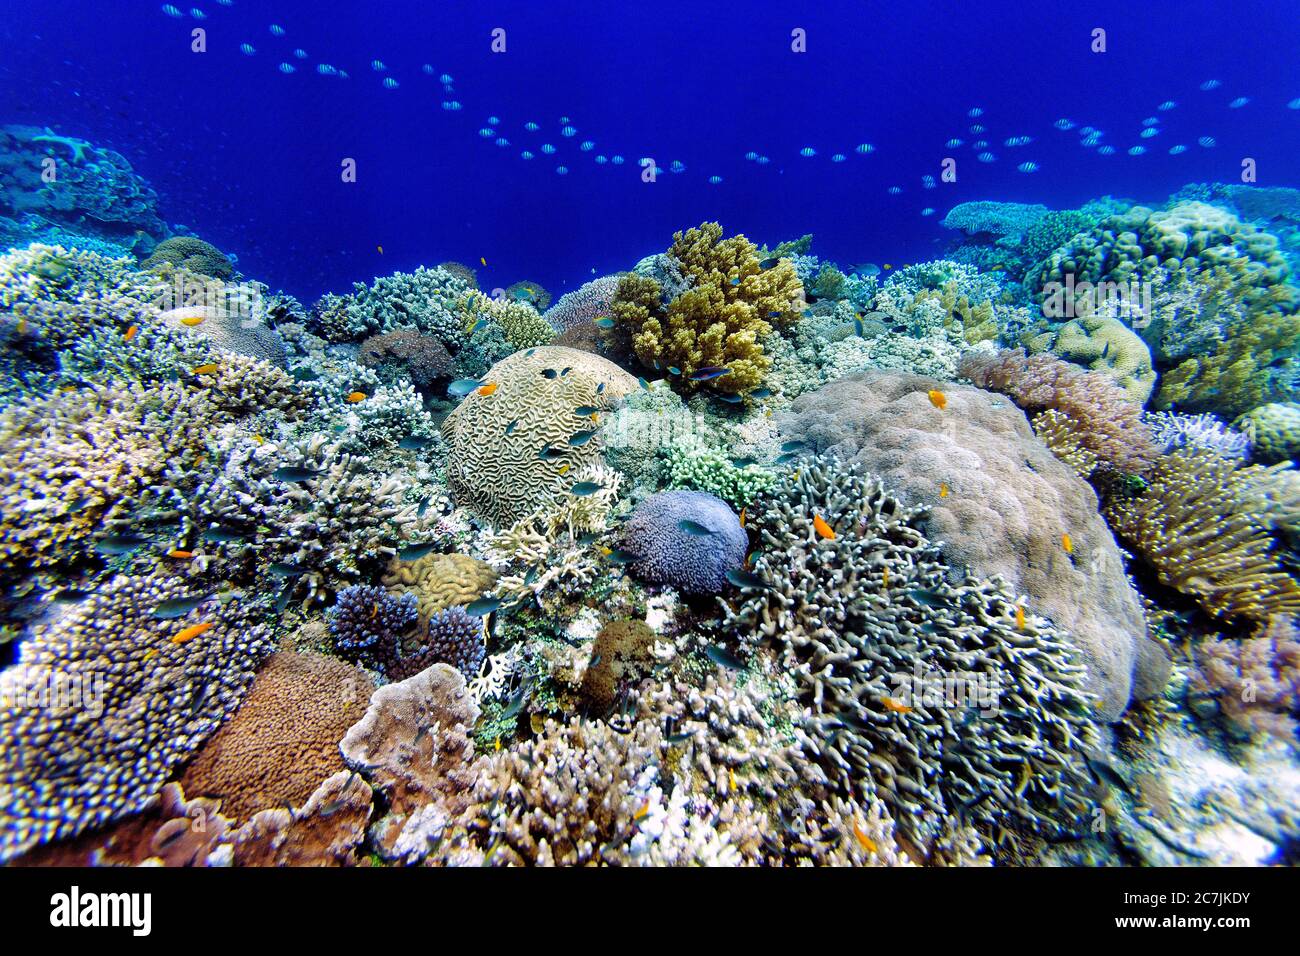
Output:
[
  {"left": 180, "top": 651, "right": 374, "bottom": 821},
  {"left": 666, "top": 448, "right": 776, "bottom": 510},
  {"left": 1050, "top": 316, "right": 1157, "bottom": 404},
  {"left": 611, "top": 222, "right": 804, "bottom": 394},
  {"left": 780, "top": 368, "right": 1169, "bottom": 719},
  {"left": 1235, "top": 402, "right": 1300, "bottom": 463},
  {"left": 358, "top": 328, "right": 454, "bottom": 390},
  {"left": 311, "top": 265, "right": 475, "bottom": 347},
  {"left": 328, "top": 585, "right": 420, "bottom": 675},
  {"left": 1146, "top": 411, "right": 1252, "bottom": 459},
  {"left": 422, "top": 606, "right": 487, "bottom": 679},
  {"left": 618, "top": 490, "right": 747, "bottom": 595},
  {"left": 580, "top": 619, "right": 656, "bottom": 711},
  {"left": 142, "top": 236, "right": 235, "bottom": 280},
  {"left": 382, "top": 552, "right": 498, "bottom": 628},
  {"left": 441, "top": 345, "right": 638, "bottom": 525},
  {"left": 1190, "top": 616, "right": 1300, "bottom": 741},
  {"left": 723, "top": 458, "right": 1100, "bottom": 846},
  {"left": 0, "top": 573, "right": 274, "bottom": 861}
]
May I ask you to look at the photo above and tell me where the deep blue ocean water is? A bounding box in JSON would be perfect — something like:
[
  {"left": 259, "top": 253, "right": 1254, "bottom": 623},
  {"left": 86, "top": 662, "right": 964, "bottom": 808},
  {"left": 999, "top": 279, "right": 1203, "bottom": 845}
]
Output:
[{"left": 3, "top": 0, "right": 1298, "bottom": 302}]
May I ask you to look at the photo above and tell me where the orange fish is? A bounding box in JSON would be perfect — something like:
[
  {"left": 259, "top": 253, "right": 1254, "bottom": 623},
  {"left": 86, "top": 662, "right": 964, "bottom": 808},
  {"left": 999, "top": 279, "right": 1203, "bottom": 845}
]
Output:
[
  {"left": 739, "top": 507, "right": 746, "bottom": 529},
  {"left": 882, "top": 696, "right": 913, "bottom": 714},
  {"left": 634, "top": 800, "right": 651, "bottom": 821},
  {"left": 167, "top": 550, "right": 194, "bottom": 559},
  {"left": 927, "top": 389, "right": 947, "bottom": 410},
  {"left": 939, "top": 482, "right": 949, "bottom": 498},
  {"left": 812, "top": 514, "right": 836, "bottom": 540},
  {"left": 179, "top": 314, "right": 205, "bottom": 327},
  {"left": 124, "top": 325, "right": 139, "bottom": 342},
  {"left": 852, "top": 818, "right": 878, "bottom": 854},
  {"left": 590, "top": 412, "right": 599, "bottom": 423},
  {"left": 476, "top": 382, "right": 498, "bottom": 396},
  {"left": 193, "top": 363, "right": 218, "bottom": 375},
  {"left": 377, "top": 245, "right": 384, "bottom": 255},
  {"left": 1061, "top": 532, "right": 1074, "bottom": 554},
  {"left": 345, "top": 391, "right": 366, "bottom": 403},
  {"left": 1015, "top": 604, "right": 1027, "bottom": 630},
  {"left": 480, "top": 256, "right": 487, "bottom": 266},
  {"left": 172, "top": 621, "right": 214, "bottom": 644}
]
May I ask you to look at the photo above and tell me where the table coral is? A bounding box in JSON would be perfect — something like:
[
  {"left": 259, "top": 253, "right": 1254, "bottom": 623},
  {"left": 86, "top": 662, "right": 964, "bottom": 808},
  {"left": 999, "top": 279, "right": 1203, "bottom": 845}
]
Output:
[
  {"left": 180, "top": 651, "right": 374, "bottom": 821},
  {"left": 611, "top": 221, "right": 804, "bottom": 395},
  {"left": 779, "top": 368, "right": 1169, "bottom": 719},
  {"left": 441, "top": 345, "right": 638, "bottom": 526}
]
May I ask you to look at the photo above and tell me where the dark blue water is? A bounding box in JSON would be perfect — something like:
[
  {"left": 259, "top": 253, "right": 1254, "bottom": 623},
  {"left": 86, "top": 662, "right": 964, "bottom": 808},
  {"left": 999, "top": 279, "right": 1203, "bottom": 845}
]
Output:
[{"left": 3, "top": 0, "right": 1297, "bottom": 302}]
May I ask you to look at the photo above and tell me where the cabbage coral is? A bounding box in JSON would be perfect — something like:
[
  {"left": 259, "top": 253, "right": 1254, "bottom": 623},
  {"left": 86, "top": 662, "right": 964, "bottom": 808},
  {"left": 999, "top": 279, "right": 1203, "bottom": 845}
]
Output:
[
  {"left": 611, "top": 222, "right": 804, "bottom": 395},
  {"left": 1104, "top": 449, "right": 1300, "bottom": 622}
]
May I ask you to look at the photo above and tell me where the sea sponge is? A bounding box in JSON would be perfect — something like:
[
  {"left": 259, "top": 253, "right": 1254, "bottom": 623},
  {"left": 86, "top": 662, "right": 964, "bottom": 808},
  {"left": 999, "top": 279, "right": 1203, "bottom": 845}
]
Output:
[
  {"left": 1051, "top": 316, "right": 1157, "bottom": 404},
  {"left": 611, "top": 222, "right": 804, "bottom": 395},
  {"left": 1104, "top": 449, "right": 1300, "bottom": 623},
  {"left": 382, "top": 552, "right": 498, "bottom": 627},
  {"left": 359, "top": 328, "right": 454, "bottom": 389},
  {"left": 0, "top": 573, "right": 274, "bottom": 862},
  {"left": 142, "top": 236, "right": 235, "bottom": 280},
  {"left": 779, "top": 368, "right": 1170, "bottom": 719},
  {"left": 441, "top": 345, "right": 638, "bottom": 526},
  {"left": 723, "top": 458, "right": 1099, "bottom": 846},
  {"left": 618, "top": 490, "right": 747, "bottom": 595},
  {"left": 179, "top": 651, "right": 374, "bottom": 821},
  {"left": 1235, "top": 402, "right": 1300, "bottom": 463}
]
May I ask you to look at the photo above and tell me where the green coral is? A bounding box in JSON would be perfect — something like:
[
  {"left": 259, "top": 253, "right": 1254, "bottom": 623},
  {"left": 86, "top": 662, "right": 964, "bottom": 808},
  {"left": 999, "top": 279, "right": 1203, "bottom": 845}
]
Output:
[
  {"left": 666, "top": 448, "right": 776, "bottom": 510},
  {"left": 611, "top": 222, "right": 804, "bottom": 395},
  {"left": 1235, "top": 402, "right": 1300, "bottom": 463}
]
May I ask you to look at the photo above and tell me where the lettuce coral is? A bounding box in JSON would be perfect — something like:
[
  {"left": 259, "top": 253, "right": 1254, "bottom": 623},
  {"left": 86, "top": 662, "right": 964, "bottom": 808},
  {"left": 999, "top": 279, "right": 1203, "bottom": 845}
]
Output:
[{"left": 611, "top": 222, "right": 804, "bottom": 395}]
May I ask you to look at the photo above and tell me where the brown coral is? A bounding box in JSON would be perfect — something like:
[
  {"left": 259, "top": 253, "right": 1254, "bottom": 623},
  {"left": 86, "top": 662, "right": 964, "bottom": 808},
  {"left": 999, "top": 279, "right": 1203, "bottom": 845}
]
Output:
[
  {"left": 959, "top": 348, "right": 1156, "bottom": 479},
  {"left": 180, "top": 651, "right": 374, "bottom": 821},
  {"left": 580, "top": 619, "right": 655, "bottom": 712},
  {"left": 359, "top": 328, "right": 454, "bottom": 389}
]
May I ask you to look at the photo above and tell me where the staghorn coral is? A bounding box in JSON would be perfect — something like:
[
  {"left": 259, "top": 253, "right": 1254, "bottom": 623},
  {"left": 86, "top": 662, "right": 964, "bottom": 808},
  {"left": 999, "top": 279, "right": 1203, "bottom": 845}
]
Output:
[
  {"left": 141, "top": 236, "right": 235, "bottom": 280},
  {"left": 0, "top": 573, "right": 275, "bottom": 862},
  {"left": 611, "top": 222, "right": 804, "bottom": 395},
  {"left": 441, "top": 345, "right": 638, "bottom": 526},
  {"left": 959, "top": 348, "right": 1156, "bottom": 478},
  {"left": 180, "top": 651, "right": 374, "bottom": 821},
  {"left": 358, "top": 328, "right": 454, "bottom": 390},
  {"left": 1235, "top": 402, "right": 1300, "bottom": 463},
  {"left": 722, "top": 458, "right": 1100, "bottom": 847},
  {"left": 779, "top": 369, "right": 1169, "bottom": 719},
  {"left": 618, "top": 491, "right": 747, "bottom": 595},
  {"left": 1104, "top": 449, "right": 1300, "bottom": 622},
  {"left": 339, "top": 663, "right": 482, "bottom": 863},
  {"left": 382, "top": 552, "right": 497, "bottom": 628},
  {"left": 1190, "top": 616, "right": 1300, "bottom": 742}
]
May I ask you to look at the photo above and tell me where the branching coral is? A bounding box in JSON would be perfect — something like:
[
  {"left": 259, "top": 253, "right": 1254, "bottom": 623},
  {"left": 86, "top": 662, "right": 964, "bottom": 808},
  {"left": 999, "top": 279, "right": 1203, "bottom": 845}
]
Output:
[
  {"left": 310, "top": 266, "right": 475, "bottom": 347},
  {"left": 666, "top": 448, "right": 777, "bottom": 510},
  {"left": 0, "top": 573, "right": 275, "bottom": 861},
  {"left": 722, "top": 458, "right": 1100, "bottom": 847},
  {"left": 328, "top": 584, "right": 420, "bottom": 674},
  {"left": 1104, "top": 449, "right": 1300, "bottom": 622},
  {"left": 180, "top": 651, "right": 374, "bottom": 821},
  {"left": 959, "top": 348, "right": 1156, "bottom": 479},
  {"left": 611, "top": 222, "right": 804, "bottom": 395},
  {"left": 466, "top": 291, "right": 555, "bottom": 351}
]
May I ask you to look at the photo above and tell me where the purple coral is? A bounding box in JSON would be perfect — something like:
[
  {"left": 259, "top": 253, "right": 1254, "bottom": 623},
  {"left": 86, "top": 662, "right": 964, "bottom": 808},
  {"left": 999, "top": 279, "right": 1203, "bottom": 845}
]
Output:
[
  {"left": 618, "top": 491, "right": 747, "bottom": 595},
  {"left": 416, "top": 605, "right": 486, "bottom": 679},
  {"left": 328, "top": 585, "right": 418, "bottom": 673},
  {"left": 1144, "top": 411, "right": 1251, "bottom": 459},
  {"left": 543, "top": 275, "right": 623, "bottom": 333}
]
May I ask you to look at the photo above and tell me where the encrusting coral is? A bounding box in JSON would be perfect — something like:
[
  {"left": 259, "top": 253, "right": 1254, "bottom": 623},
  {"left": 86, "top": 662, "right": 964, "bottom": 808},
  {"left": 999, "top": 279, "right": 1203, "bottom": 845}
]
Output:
[
  {"left": 722, "top": 457, "right": 1100, "bottom": 847},
  {"left": 610, "top": 221, "right": 804, "bottom": 395},
  {"left": 0, "top": 573, "right": 275, "bottom": 862},
  {"left": 180, "top": 651, "right": 374, "bottom": 821}
]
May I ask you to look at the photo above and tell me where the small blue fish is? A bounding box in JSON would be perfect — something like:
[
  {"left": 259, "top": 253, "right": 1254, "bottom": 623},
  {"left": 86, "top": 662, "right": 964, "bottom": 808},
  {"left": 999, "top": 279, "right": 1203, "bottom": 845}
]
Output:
[
  {"left": 153, "top": 595, "right": 209, "bottom": 620},
  {"left": 466, "top": 597, "right": 504, "bottom": 617},
  {"left": 568, "top": 430, "right": 597, "bottom": 446},
  {"left": 679, "top": 519, "right": 713, "bottom": 536},
  {"left": 706, "top": 645, "right": 746, "bottom": 671},
  {"left": 570, "top": 482, "right": 602, "bottom": 496},
  {"left": 448, "top": 378, "right": 482, "bottom": 397},
  {"left": 272, "top": 466, "right": 320, "bottom": 482},
  {"left": 538, "top": 445, "right": 567, "bottom": 461},
  {"left": 716, "top": 393, "right": 744, "bottom": 404},
  {"left": 505, "top": 419, "right": 520, "bottom": 435},
  {"left": 725, "top": 569, "right": 769, "bottom": 590},
  {"left": 398, "top": 543, "right": 438, "bottom": 561},
  {"left": 594, "top": 317, "right": 615, "bottom": 329},
  {"left": 690, "top": 366, "right": 730, "bottom": 381},
  {"left": 604, "top": 548, "right": 639, "bottom": 566}
]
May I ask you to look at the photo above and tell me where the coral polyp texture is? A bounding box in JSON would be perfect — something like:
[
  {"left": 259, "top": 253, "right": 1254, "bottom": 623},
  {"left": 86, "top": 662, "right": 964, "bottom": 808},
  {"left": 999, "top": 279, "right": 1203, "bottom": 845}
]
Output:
[{"left": 2, "top": 118, "right": 1299, "bottom": 870}]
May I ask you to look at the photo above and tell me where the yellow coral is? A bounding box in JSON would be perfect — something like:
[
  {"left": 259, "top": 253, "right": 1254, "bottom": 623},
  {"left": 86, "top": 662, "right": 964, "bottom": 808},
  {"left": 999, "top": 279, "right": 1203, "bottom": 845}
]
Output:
[
  {"left": 381, "top": 552, "right": 498, "bottom": 627},
  {"left": 1052, "top": 317, "right": 1156, "bottom": 405},
  {"left": 612, "top": 222, "right": 803, "bottom": 394},
  {"left": 465, "top": 291, "right": 555, "bottom": 351}
]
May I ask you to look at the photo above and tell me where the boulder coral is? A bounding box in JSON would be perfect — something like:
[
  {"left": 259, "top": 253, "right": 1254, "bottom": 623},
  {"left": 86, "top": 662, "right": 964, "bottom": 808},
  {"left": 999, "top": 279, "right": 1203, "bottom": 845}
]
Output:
[
  {"left": 779, "top": 369, "right": 1170, "bottom": 719},
  {"left": 618, "top": 490, "right": 747, "bottom": 595},
  {"left": 142, "top": 236, "right": 236, "bottom": 280},
  {"left": 611, "top": 222, "right": 804, "bottom": 395},
  {"left": 441, "top": 345, "right": 638, "bottom": 526}
]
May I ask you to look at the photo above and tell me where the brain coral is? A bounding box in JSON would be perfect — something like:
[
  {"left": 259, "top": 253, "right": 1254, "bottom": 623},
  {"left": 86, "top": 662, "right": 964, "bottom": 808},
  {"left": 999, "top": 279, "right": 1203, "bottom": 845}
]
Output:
[
  {"left": 159, "top": 305, "right": 289, "bottom": 369},
  {"left": 723, "top": 458, "right": 1099, "bottom": 846},
  {"left": 779, "top": 369, "right": 1170, "bottom": 720},
  {"left": 611, "top": 221, "right": 804, "bottom": 395},
  {"left": 0, "top": 573, "right": 274, "bottom": 861},
  {"left": 142, "top": 236, "right": 235, "bottom": 280},
  {"left": 618, "top": 490, "right": 747, "bottom": 595},
  {"left": 441, "top": 345, "right": 638, "bottom": 526},
  {"left": 180, "top": 651, "right": 374, "bottom": 821},
  {"left": 1050, "top": 316, "right": 1157, "bottom": 405},
  {"left": 382, "top": 551, "right": 498, "bottom": 627}
]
